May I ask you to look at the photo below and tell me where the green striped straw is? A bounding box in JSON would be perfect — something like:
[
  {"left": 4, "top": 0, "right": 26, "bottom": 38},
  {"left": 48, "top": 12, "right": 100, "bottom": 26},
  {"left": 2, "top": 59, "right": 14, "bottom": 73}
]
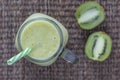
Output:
[{"left": 7, "top": 48, "right": 31, "bottom": 65}]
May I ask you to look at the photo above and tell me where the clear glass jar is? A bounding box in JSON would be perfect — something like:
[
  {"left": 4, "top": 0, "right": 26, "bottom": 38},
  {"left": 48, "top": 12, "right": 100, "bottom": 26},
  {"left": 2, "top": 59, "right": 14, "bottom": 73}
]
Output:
[{"left": 15, "top": 13, "right": 78, "bottom": 66}]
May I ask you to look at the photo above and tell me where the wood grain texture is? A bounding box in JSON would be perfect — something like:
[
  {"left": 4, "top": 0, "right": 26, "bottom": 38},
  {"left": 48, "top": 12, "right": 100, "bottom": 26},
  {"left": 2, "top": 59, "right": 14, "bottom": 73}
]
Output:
[{"left": 0, "top": 0, "right": 120, "bottom": 80}]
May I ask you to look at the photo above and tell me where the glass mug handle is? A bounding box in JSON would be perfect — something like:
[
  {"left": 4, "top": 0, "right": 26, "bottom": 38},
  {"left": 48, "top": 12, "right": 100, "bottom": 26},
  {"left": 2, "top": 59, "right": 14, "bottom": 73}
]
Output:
[{"left": 60, "top": 49, "right": 79, "bottom": 64}]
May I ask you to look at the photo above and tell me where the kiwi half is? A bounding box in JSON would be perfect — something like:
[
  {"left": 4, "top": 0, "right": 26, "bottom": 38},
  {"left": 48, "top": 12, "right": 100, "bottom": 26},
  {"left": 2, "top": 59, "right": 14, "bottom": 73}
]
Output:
[
  {"left": 85, "top": 32, "right": 112, "bottom": 61},
  {"left": 75, "top": 1, "right": 105, "bottom": 30}
]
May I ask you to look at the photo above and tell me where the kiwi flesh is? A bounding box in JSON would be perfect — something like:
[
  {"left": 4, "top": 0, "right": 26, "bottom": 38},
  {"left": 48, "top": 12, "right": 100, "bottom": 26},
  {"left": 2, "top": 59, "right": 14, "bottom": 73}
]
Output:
[
  {"left": 85, "top": 32, "right": 112, "bottom": 61},
  {"left": 75, "top": 1, "right": 105, "bottom": 30}
]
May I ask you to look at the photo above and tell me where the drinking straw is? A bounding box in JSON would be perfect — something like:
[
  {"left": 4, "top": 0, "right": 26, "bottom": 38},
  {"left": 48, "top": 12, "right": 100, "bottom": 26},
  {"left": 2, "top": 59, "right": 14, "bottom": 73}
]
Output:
[{"left": 7, "top": 48, "right": 31, "bottom": 65}]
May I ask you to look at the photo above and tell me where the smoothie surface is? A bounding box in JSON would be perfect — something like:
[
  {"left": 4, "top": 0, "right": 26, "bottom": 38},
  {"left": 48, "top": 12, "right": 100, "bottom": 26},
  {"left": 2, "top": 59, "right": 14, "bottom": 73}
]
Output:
[{"left": 21, "top": 20, "right": 60, "bottom": 60}]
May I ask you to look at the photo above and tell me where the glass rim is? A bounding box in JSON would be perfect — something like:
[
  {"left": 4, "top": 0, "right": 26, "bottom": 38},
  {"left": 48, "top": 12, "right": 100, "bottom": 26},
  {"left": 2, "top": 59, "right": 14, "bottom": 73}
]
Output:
[{"left": 17, "top": 17, "right": 64, "bottom": 63}]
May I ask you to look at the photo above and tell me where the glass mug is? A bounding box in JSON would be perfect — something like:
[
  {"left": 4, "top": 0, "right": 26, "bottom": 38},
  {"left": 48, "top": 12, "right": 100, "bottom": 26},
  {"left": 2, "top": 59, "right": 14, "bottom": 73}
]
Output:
[{"left": 15, "top": 13, "right": 78, "bottom": 66}]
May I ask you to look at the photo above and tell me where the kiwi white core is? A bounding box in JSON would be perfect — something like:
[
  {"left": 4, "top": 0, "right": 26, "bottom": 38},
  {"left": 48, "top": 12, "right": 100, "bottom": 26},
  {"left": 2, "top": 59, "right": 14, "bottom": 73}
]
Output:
[
  {"left": 78, "top": 9, "right": 99, "bottom": 23},
  {"left": 93, "top": 37, "right": 105, "bottom": 60}
]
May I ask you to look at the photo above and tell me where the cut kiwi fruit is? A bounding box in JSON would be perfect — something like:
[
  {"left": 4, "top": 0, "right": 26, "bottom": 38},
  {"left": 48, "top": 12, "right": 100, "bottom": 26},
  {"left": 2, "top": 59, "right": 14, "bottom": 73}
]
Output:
[
  {"left": 75, "top": 1, "right": 105, "bottom": 30},
  {"left": 85, "top": 31, "right": 112, "bottom": 61}
]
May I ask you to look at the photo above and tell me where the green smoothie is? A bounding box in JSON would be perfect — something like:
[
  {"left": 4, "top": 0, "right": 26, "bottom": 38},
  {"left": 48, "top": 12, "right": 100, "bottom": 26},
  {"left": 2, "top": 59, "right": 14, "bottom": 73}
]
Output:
[
  {"left": 21, "top": 20, "right": 60, "bottom": 60},
  {"left": 15, "top": 13, "right": 69, "bottom": 66}
]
